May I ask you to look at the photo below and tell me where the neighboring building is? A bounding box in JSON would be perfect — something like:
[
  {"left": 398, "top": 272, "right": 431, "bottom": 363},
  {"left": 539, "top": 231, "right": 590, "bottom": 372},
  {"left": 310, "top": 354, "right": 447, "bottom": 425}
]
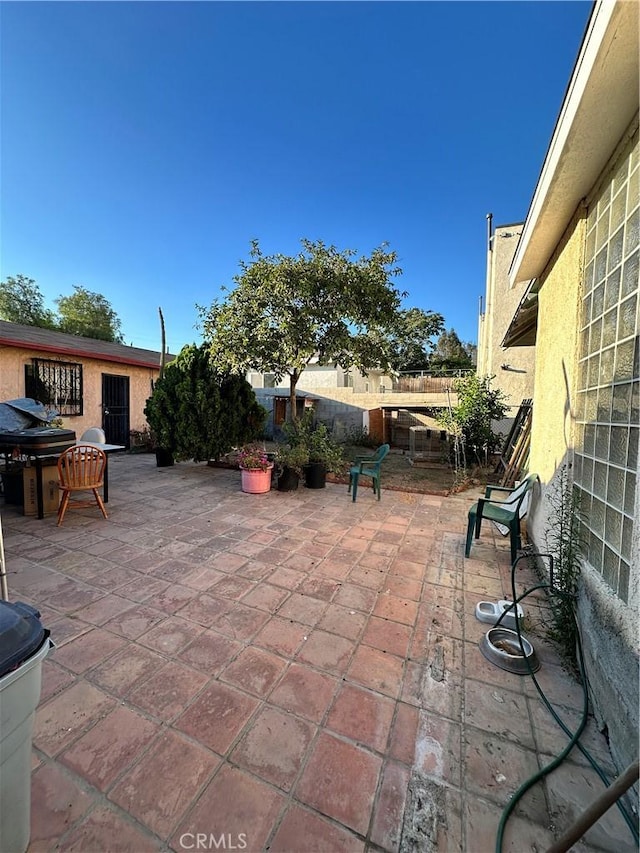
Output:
[
  {"left": 477, "top": 218, "right": 536, "bottom": 424},
  {"left": 0, "top": 320, "right": 169, "bottom": 447},
  {"left": 248, "top": 360, "right": 393, "bottom": 395},
  {"left": 502, "top": 0, "right": 638, "bottom": 773}
]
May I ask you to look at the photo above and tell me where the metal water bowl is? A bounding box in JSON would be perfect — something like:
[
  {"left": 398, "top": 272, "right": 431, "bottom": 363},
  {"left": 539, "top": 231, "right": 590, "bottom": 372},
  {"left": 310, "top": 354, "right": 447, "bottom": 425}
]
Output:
[{"left": 479, "top": 627, "right": 540, "bottom": 675}]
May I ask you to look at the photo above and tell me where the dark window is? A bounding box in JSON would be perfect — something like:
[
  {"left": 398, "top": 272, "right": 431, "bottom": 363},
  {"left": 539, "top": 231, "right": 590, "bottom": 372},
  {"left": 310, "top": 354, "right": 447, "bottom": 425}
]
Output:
[{"left": 25, "top": 359, "right": 83, "bottom": 416}]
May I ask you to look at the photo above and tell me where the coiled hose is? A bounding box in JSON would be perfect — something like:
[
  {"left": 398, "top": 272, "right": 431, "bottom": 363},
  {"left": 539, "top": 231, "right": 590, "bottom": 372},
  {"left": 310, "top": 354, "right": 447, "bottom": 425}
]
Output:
[{"left": 494, "top": 553, "right": 639, "bottom": 852}]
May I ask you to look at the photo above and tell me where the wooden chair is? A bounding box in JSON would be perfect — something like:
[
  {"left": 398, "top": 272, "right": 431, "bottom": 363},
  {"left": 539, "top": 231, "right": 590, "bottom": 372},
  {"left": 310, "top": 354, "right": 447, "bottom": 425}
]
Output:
[
  {"left": 57, "top": 444, "right": 108, "bottom": 526},
  {"left": 348, "top": 444, "right": 390, "bottom": 502},
  {"left": 465, "top": 473, "right": 538, "bottom": 565}
]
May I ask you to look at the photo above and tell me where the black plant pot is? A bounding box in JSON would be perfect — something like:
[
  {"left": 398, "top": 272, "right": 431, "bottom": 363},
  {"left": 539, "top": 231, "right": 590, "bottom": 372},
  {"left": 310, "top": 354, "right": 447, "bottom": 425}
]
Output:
[
  {"left": 155, "top": 448, "right": 174, "bottom": 467},
  {"left": 277, "top": 466, "right": 300, "bottom": 492},
  {"left": 304, "top": 462, "right": 327, "bottom": 489}
]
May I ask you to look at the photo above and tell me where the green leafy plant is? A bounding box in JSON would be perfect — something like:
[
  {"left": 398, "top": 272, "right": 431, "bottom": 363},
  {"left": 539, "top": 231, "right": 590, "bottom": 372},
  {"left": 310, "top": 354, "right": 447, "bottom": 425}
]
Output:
[
  {"left": 281, "top": 410, "right": 344, "bottom": 473},
  {"left": 437, "top": 373, "right": 509, "bottom": 474},
  {"left": 544, "top": 464, "right": 584, "bottom": 667},
  {"left": 144, "top": 344, "right": 266, "bottom": 462},
  {"left": 274, "top": 443, "right": 309, "bottom": 475}
]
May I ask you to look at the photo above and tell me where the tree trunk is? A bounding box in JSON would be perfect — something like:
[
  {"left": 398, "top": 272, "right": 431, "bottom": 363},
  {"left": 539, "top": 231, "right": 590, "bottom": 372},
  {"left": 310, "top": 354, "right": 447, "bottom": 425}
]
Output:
[{"left": 289, "top": 372, "right": 299, "bottom": 422}]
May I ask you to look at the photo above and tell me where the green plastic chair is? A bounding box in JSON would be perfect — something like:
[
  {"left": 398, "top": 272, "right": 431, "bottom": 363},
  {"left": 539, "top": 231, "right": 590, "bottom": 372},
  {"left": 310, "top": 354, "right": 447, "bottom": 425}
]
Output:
[
  {"left": 465, "top": 473, "right": 538, "bottom": 565},
  {"left": 348, "top": 444, "right": 390, "bottom": 502}
]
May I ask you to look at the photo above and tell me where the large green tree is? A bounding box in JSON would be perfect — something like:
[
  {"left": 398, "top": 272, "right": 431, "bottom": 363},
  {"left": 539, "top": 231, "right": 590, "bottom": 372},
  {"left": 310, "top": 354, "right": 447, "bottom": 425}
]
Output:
[
  {"left": 144, "top": 344, "right": 266, "bottom": 462},
  {"left": 200, "top": 239, "right": 443, "bottom": 419},
  {"left": 430, "top": 328, "right": 476, "bottom": 372},
  {"left": 0, "top": 275, "right": 56, "bottom": 327},
  {"left": 56, "top": 285, "right": 123, "bottom": 342}
]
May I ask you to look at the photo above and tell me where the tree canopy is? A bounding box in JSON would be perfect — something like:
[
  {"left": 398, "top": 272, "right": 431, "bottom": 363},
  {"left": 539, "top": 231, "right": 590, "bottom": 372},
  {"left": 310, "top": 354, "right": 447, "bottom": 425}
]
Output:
[
  {"left": 144, "top": 343, "right": 266, "bottom": 461},
  {"left": 56, "top": 286, "right": 123, "bottom": 342},
  {"left": 200, "top": 239, "right": 444, "bottom": 418},
  {"left": 0, "top": 275, "right": 56, "bottom": 328},
  {"left": 430, "top": 328, "right": 476, "bottom": 372},
  {"left": 0, "top": 274, "right": 124, "bottom": 343}
]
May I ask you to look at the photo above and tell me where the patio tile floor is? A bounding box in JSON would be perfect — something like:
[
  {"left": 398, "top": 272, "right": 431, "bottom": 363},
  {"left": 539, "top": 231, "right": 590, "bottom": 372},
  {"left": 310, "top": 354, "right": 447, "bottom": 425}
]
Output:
[{"left": 0, "top": 454, "right": 636, "bottom": 852}]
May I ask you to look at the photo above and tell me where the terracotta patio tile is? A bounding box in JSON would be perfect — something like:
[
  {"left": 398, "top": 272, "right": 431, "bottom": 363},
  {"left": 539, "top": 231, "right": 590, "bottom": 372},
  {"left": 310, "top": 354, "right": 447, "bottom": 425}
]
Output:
[
  {"left": 40, "top": 659, "right": 77, "bottom": 703},
  {"left": 326, "top": 683, "right": 395, "bottom": 754},
  {"left": 236, "top": 559, "right": 274, "bottom": 581},
  {"left": 283, "top": 552, "right": 319, "bottom": 572},
  {"left": 522, "top": 661, "right": 587, "bottom": 711},
  {"left": 71, "top": 594, "right": 135, "bottom": 626},
  {"left": 268, "top": 566, "right": 306, "bottom": 590},
  {"left": 313, "top": 559, "right": 352, "bottom": 581},
  {"left": 137, "top": 615, "right": 205, "bottom": 655},
  {"left": 388, "top": 558, "right": 425, "bottom": 580},
  {"left": 148, "top": 583, "right": 199, "bottom": 614},
  {"left": 318, "top": 603, "right": 367, "bottom": 640},
  {"left": 102, "top": 603, "right": 167, "bottom": 639},
  {"left": 370, "top": 760, "right": 411, "bottom": 851},
  {"left": 115, "top": 576, "right": 170, "bottom": 602},
  {"left": 464, "top": 796, "right": 556, "bottom": 853},
  {"left": 373, "top": 593, "right": 418, "bottom": 626},
  {"left": 89, "top": 643, "right": 165, "bottom": 698},
  {"left": 29, "top": 763, "right": 94, "bottom": 852},
  {"left": 269, "top": 804, "right": 365, "bottom": 852},
  {"left": 59, "top": 804, "right": 160, "bottom": 852},
  {"left": 128, "top": 660, "right": 209, "bottom": 720},
  {"left": 209, "top": 574, "right": 255, "bottom": 600},
  {"left": 180, "top": 566, "right": 225, "bottom": 591},
  {"left": 464, "top": 679, "right": 535, "bottom": 749},
  {"left": 60, "top": 705, "right": 158, "bottom": 791},
  {"left": 46, "top": 615, "right": 92, "bottom": 647},
  {"left": 109, "top": 730, "right": 220, "bottom": 840},
  {"left": 221, "top": 646, "right": 287, "bottom": 697},
  {"left": 47, "top": 582, "right": 106, "bottom": 614},
  {"left": 258, "top": 546, "right": 296, "bottom": 564},
  {"left": 51, "top": 628, "right": 126, "bottom": 674},
  {"left": 175, "top": 681, "right": 259, "bottom": 754},
  {"left": 334, "top": 583, "right": 377, "bottom": 612},
  {"left": 277, "top": 592, "right": 328, "bottom": 627},
  {"left": 384, "top": 574, "right": 423, "bottom": 601},
  {"left": 211, "top": 551, "right": 247, "bottom": 574},
  {"left": 270, "top": 662, "right": 338, "bottom": 723},
  {"left": 297, "top": 576, "right": 341, "bottom": 601},
  {"left": 213, "top": 603, "right": 270, "bottom": 641},
  {"left": 463, "top": 728, "right": 548, "bottom": 822},
  {"left": 177, "top": 629, "right": 242, "bottom": 674},
  {"left": 34, "top": 681, "right": 117, "bottom": 757},
  {"left": 230, "top": 705, "right": 315, "bottom": 791},
  {"left": 295, "top": 731, "right": 382, "bottom": 836},
  {"left": 388, "top": 702, "right": 420, "bottom": 765},
  {"left": 174, "top": 594, "right": 231, "bottom": 627},
  {"left": 362, "top": 615, "right": 413, "bottom": 658},
  {"left": 347, "top": 645, "right": 404, "bottom": 699},
  {"left": 400, "top": 660, "right": 425, "bottom": 707},
  {"left": 357, "top": 553, "right": 392, "bottom": 571},
  {"left": 171, "top": 765, "right": 286, "bottom": 853},
  {"left": 241, "top": 582, "right": 289, "bottom": 612},
  {"left": 253, "top": 616, "right": 308, "bottom": 658},
  {"left": 414, "top": 711, "right": 461, "bottom": 785},
  {"left": 296, "top": 629, "right": 354, "bottom": 675}
]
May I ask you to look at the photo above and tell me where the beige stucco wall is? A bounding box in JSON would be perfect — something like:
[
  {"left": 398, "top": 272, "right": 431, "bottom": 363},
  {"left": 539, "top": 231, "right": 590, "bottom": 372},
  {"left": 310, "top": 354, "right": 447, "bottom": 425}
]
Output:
[
  {"left": 527, "top": 211, "right": 585, "bottom": 497},
  {"left": 478, "top": 224, "right": 536, "bottom": 416},
  {"left": 0, "top": 344, "right": 159, "bottom": 437}
]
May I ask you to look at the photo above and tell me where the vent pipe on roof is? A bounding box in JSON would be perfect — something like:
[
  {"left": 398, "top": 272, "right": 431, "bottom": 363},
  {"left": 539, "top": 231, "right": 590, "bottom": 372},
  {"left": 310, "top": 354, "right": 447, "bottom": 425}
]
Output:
[{"left": 486, "top": 213, "right": 493, "bottom": 252}]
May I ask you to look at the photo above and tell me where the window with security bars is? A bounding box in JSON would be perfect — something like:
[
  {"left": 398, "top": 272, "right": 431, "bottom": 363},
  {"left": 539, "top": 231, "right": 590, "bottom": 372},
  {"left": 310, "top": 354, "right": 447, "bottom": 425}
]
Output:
[
  {"left": 573, "top": 126, "right": 639, "bottom": 603},
  {"left": 25, "top": 358, "right": 83, "bottom": 416}
]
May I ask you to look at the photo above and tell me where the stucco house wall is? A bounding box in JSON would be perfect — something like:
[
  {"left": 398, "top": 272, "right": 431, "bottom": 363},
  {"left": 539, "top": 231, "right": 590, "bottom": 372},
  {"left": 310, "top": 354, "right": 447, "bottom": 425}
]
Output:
[
  {"left": 504, "top": 0, "right": 639, "bottom": 777},
  {"left": 477, "top": 222, "right": 536, "bottom": 419},
  {"left": 0, "top": 321, "right": 166, "bottom": 444}
]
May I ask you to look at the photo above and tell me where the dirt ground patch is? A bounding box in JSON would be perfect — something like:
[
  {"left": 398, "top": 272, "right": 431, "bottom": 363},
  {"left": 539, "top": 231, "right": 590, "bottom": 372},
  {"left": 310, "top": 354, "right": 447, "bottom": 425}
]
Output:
[{"left": 333, "top": 446, "right": 457, "bottom": 495}]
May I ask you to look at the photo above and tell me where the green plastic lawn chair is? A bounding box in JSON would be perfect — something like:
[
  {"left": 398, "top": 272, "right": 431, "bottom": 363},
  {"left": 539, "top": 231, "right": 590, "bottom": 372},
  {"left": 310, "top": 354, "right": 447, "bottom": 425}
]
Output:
[
  {"left": 348, "top": 444, "right": 390, "bottom": 502},
  {"left": 465, "top": 473, "right": 538, "bottom": 565}
]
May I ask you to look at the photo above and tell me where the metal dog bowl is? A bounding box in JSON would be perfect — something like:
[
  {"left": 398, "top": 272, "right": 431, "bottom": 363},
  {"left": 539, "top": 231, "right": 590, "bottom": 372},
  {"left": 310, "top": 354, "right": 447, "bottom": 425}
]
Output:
[{"left": 479, "top": 627, "right": 540, "bottom": 675}]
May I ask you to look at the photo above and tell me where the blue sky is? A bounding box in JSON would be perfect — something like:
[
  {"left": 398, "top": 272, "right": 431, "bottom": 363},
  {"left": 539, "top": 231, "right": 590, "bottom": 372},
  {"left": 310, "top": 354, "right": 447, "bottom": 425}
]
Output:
[{"left": 1, "top": 1, "right": 592, "bottom": 355}]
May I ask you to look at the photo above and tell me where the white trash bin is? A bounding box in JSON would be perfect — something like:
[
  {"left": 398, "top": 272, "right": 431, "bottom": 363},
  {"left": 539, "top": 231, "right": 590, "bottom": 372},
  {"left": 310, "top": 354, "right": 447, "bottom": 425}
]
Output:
[{"left": 0, "top": 602, "right": 53, "bottom": 853}]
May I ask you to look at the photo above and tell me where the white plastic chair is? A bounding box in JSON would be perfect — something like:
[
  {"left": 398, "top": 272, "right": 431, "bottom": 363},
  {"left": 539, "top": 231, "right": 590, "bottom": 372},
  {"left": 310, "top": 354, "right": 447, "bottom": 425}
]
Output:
[{"left": 80, "top": 427, "right": 106, "bottom": 444}]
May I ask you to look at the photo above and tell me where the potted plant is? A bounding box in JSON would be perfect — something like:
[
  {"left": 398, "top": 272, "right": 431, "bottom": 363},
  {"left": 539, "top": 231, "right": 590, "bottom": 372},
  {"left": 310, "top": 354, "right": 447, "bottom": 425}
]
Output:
[
  {"left": 274, "top": 443, "right": 309, "bottom": 492},
  {"left": 304, "top": 421, "right": 344, "bottom": 489},
  {"left": 237, "top": 444, "right": 274, "bottom": 494}
]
